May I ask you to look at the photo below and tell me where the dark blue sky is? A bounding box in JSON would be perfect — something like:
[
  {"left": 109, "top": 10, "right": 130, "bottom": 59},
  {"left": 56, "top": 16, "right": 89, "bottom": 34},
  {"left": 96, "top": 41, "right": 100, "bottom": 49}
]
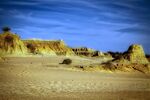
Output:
[{"left": 0, "top": 0, "right": 150, "bottom": 54}]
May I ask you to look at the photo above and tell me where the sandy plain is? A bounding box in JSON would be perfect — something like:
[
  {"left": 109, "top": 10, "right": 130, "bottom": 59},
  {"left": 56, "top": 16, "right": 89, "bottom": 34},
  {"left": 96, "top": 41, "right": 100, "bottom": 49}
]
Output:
[{"left": 0, "top": 56, "right": 150, "bottom": 100}]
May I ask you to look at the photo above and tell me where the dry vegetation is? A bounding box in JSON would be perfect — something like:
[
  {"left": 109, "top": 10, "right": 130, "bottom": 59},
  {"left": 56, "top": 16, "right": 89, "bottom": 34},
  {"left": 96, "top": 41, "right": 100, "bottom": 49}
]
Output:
[{"left": 61, "top": 58, "right": 72, "bottom": 65}]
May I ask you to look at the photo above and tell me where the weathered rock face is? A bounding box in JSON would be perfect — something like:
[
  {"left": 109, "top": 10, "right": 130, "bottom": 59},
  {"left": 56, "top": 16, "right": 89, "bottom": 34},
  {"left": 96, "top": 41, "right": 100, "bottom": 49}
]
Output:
[
  {"left": 23, "top": 40, "right": 74, "bottom": 56},
  {"left": 100, "top": 44, "right": 150, "bottom": 73},
  {"left": 0, "top": 32, "right": 27, "bottom": 56},
  {"left": 123, "top": 44, "right": 148, "bottom": 64},
  {"left": 72, "top": 47, "right": 104, "bottom": 57},
  {"left": 0, "top": 31, "right": 74, "bottom": 56}
]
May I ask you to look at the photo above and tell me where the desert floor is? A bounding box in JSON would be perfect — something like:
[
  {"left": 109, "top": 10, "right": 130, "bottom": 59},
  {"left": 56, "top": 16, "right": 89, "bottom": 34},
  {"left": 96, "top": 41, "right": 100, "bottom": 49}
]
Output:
[{"left": 0, "top": 56, "right": 150, "bottom": 100}]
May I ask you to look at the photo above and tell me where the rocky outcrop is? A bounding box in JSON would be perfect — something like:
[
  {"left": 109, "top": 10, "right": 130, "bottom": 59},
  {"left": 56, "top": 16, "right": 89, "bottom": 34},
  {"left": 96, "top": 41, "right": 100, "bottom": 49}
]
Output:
[
  {"left": 101, "top": 44, "right": 150, "bottom": 73},
  {"left": 23, "top": 40, "right": 74, "bottom": 56},
  {"left": 123, "top": 44, "right": 149, "bottom": 64},
  {"left": 0, "top": 31, "right": 74, "bottom": 56},
  {"left": 0, "top": 32, "right": 27, "bottom": 56},
  {"left": 107, "top": 44, "right": 149, "bottom": 64},
  {"left": 76, "top": 44, "right": 150, "bottom": 73},
  {"left": 72, "top": 47, "right": 104, "bottom": 57}
]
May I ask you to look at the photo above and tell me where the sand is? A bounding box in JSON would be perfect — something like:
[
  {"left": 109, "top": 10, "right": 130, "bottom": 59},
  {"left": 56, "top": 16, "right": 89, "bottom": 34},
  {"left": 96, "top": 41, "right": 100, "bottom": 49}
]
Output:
[{"left": 0, "top": 56, "right": 150, "bottom": 100}]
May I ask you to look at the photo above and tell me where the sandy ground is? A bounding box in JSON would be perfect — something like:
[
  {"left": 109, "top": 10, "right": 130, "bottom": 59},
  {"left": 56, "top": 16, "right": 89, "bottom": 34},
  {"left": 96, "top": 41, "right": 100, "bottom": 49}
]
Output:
[{"left": 0, "top": 56, "right": 150, "bottom": 100}]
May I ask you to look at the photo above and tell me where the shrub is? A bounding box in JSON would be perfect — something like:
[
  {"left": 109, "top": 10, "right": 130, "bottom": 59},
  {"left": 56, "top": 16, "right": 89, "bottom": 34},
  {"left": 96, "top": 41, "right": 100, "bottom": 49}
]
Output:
[
  {"left": 26, "top": 43, "right": 36, "bottom": 53},
  {"left": 107, "top": 51, "right": 122, "bottom": 59},
  {"left": 61, "top": 58, "right": 72, "bottom": 65},
  {"left": 2, "top": 27, "right": 11, "bottom": 32}
]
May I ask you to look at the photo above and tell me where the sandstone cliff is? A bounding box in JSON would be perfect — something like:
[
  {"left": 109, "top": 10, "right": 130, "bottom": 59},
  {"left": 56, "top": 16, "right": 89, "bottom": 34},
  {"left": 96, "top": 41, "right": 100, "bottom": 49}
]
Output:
[
  {"left": 23, "top": 40, "right": 74, "bottom": 56},
  {"left": 0, "top": 32, "right": 27, "bottom": 56},
  {"left": 0, "top": 31, "right": 74, "bottom": 56}
]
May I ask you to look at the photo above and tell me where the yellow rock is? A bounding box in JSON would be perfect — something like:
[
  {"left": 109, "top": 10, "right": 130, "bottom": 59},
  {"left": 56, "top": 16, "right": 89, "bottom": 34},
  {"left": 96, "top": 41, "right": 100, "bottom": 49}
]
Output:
[
  {"left": 0, "top": 32, "right": 28, "bottom": 56},
  {"left": 0, "top": 31, "right": 74, "bottom": 57},
  {"left": 72, "top": 47, "right": 104, "bottom": 57},
  {"left": 124, "top": 44, "right": 148, "bottom": 64},
  {"left": 23, "top": 40, "right": 74, "bottom": 56}
]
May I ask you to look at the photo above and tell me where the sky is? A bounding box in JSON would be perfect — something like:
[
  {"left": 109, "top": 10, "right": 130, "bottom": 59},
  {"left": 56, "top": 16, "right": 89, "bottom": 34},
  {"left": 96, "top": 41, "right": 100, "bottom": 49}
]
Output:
[{"left": 0, "top": 0, "right": 150, "bottom": 54}]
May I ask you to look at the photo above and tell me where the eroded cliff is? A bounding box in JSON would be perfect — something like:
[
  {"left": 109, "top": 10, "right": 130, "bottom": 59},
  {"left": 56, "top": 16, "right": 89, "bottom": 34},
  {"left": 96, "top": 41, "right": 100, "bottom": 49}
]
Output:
[
  {"left": 0, "top": 31, "right": 74, "bottom": 56},
  {"left": 23, "top": 40, "right": 74, "bottom": 56},
  {"left": 0, "top": 32, "right": 27, "bottom": 56}
]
